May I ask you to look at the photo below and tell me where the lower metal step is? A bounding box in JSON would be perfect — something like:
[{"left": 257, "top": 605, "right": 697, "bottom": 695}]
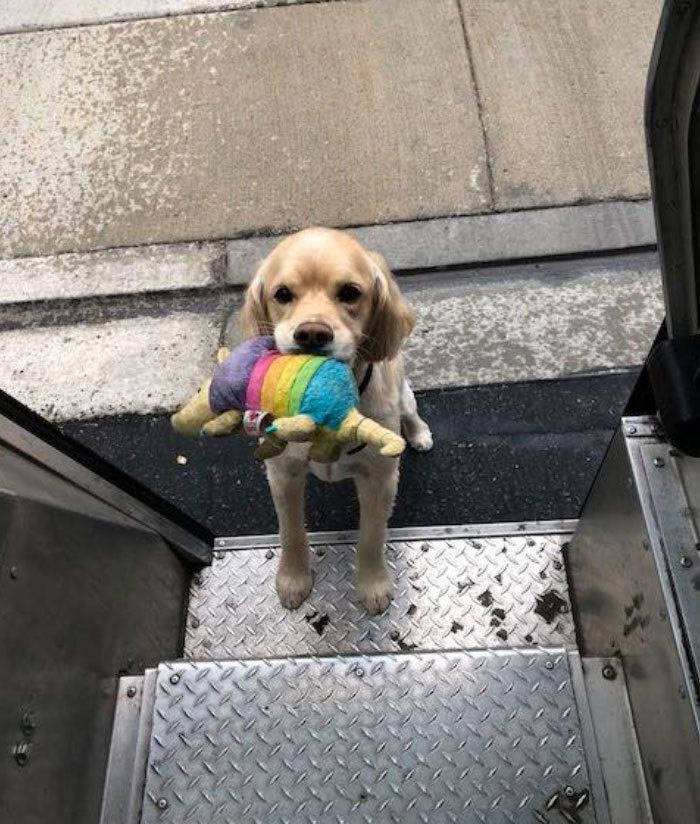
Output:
[{"left": 141, "top": 649, "right": 605, "bottom": 824}]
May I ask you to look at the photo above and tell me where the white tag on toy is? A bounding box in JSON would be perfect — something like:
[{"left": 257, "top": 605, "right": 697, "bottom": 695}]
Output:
[{"left": 243, "top": 410, "right": 271, "bottom": 437}]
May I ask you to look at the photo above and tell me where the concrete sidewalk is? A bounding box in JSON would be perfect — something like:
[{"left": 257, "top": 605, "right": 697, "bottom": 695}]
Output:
[
  {"left": 1, "top": 0, "right": 660, "bottom": 258},
  {"left": 0, "top": 0, "right": 665, "bottom": 421}
]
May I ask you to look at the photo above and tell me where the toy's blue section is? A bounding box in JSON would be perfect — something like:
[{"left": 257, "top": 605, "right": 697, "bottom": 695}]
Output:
[{"left": 299, "top": 359, "right": 358, "bottom": 428}]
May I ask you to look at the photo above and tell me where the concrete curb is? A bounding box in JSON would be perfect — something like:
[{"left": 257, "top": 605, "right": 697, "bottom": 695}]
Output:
[
  {"left": 0, "top": 242, "right": 225, "bottom": 305},
  {"left": 0, "top": 200, "right": 655, "bottom": 307},
  {"left": 226, "top": 199, "right": 656, "bottom": 282}
]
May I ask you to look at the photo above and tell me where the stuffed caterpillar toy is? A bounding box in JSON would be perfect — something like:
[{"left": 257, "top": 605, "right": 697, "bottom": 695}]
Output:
[{"left": 171, "top": 336, "right": 405, "bottom": 462}]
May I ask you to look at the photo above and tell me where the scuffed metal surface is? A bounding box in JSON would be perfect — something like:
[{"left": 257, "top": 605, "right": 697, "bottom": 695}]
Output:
[
  {"left": 142, "top": 651, "right": 599, "bottom": 823},
  {"left": 185, "top": 533, "right": 575, "bottom": 659}
]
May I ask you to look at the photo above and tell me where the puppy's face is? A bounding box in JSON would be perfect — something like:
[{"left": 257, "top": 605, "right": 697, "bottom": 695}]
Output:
[{"left": 242, "top": 228, "right": 413, "bottom": 363}]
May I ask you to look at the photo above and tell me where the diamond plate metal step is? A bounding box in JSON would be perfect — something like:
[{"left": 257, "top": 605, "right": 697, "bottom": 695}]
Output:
[
  {"left": 185, "top": 523, "right": 576, "bottom": 660},
  {"left": 139, "top": 649, "right": 610, "bottom": 824}
]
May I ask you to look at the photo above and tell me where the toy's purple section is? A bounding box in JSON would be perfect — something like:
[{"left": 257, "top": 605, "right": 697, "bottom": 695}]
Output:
[{"left": 209, "top": 336, "right": 277, "bottom": 413}]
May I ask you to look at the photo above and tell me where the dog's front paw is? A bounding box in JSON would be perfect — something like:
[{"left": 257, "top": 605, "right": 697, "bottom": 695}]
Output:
[
  {"left": 276, "top": 566, "right": 313, "bottom": 610},
  {"left": 407, "top": 423, "right": 433, "bottom": 452},
  {"left": 357, "top": 567, "right": 393, "bottom": 615}
]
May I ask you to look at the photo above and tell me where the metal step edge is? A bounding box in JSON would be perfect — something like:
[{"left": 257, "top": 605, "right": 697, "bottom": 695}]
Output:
[
  {"left": 214, "top": 518, "right": 578, "bottom": 551},
  {"left": 99, "top": 669, "right": 158, "bottom": 824},
  {"left": 576, "top": 655, "right": 654, "bottom": 824}
]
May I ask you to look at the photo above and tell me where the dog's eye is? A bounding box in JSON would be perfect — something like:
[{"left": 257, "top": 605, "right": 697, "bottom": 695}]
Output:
[
  {"left": 337, "top": 284, "right": 362, "bottom": 303},
  {"left": 273, "top": 285, "right": 294, "bottom": 304}
]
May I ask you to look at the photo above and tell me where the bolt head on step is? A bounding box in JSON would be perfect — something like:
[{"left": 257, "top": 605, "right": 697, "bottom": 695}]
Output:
[{"left": 602, "top": 664, "right": 617, "bottom": 680}]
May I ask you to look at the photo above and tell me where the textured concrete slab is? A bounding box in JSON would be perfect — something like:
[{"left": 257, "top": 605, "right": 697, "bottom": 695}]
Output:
[
  {"left": 0, "top": 242, "right": 225, "bottom": 303},
  {"left": 462, "top": 0, "right": 661, "bottom": 210},
  {"left": 0, "top": 0, "right": 487, "bottom": 259},
  {"left": 402, "top": 253, "right": 663, "bottom": 390},
  {"left": 0, "top": 0, "right": 332, "bottom": 34},
  {"left": 226, "top": 200, "right": 656, "bottom": 280},
  {"left": 0, "top": 312, "right": 222, "bottom": 420}
]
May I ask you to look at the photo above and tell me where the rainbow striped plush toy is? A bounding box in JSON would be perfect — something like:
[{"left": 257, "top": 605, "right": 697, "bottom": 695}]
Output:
[{"left": 171, "top": 336, "right": 405, "bottom": 462}]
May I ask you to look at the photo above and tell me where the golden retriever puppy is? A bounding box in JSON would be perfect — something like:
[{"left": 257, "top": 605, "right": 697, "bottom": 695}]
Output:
[{"left": 241, "top": 227, "right": 432, "bottom": 614}]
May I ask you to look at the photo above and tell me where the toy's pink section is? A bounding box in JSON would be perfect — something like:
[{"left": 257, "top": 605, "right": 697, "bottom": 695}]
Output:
[{"left": 246, "top": 351, "right": 278, "bottom": 410}]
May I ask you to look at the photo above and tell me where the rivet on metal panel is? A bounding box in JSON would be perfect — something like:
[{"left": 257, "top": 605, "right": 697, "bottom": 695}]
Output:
[
  {"left": 680, "top": 556, "right": 693, "bottom": 568},
  {"left": 191, "top": 617, "right": 200, "bottom": 628},
  {"left": 602, "top": 664, "right": 617, "bottom": 680},
  {"left": 157, "top": 798, "right": 169, "bottom": 810},
  {"left": 126, "top": 686, "right": 137, "bottom": 698},
  {"left": 564, "top": 785, "right": 575, "bottom": 797},
  {"left": 653, "top": 457, "right": 665, "bottom": 467},
  {"left": 192, "top": 574, "right": 202, "bottom": 585},
  {"left": 625, "top": 425, "right": 637, "bottom": 435},
  {"left": 169, "top": 673, "right": 180, "bottom": 685},
  {"left": 316, "top": 546, "right": 326, "bottom": 557},
  {"left": 545, "top": 660, "right": 554, "bottom": 670},
  {"left": 265, "top": 549, "right": 274, "bottom": 560},
  {"left": 354, "top": 666, "right": 365, "bottom": 678}
]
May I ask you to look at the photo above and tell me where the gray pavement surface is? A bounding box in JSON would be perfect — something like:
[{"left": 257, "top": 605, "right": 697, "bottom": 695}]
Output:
[
  {"left": 0, "top": 0, "right": 660, "bottom": 260},
  {"left": 402, "top": 253, "right": 662, "bottom": 391},
  {"left": 463, "top": 0, "right": 660, "bottom": 210},
  {"left": 0, "top": 0, "right": 487, "bottom": 258}
]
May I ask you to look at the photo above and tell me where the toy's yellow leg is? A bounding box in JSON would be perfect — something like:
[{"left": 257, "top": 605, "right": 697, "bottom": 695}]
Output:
[
  {"left": 171, "top": 378, "right": 242, "bottom": 437},
  {"left": 202, "top": 409, "right": 242, "bottom": 436},
  {"left": 337, "top": 408, "right": 406, "bottom": 457},
  {"left": 171, "top": 379, "right": 217, "bottom": 436},
  {"left": 270, "top": 414, "right": 317, "bottom": 442}
]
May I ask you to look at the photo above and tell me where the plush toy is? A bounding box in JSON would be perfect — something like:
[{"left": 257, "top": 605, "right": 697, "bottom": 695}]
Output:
[{"left": 171, "top": 336, "right": 405, "bottom": 462}]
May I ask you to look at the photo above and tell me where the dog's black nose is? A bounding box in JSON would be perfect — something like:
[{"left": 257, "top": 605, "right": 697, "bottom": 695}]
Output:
[{"left": 294, "top": 322, "right": 334, "bottom": 349}]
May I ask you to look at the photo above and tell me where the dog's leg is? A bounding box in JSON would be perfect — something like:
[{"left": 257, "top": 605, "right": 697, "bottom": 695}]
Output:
[
  {"left": 400, "top": 379, "right": 433, "bottom": 452},
  {"left": 354, "top": 466, "right": 398, "bottom": 614},
  {"left": 266, "top": 458, "right": 313, "bottom": 609}
]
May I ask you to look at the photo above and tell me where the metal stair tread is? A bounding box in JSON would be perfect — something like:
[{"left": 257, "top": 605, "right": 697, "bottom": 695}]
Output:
[
  {"left": 186, "top": 526, "right": 575, "bottom": 661},
  {"left": 140, "top": 647, "right": 605, "bottom": 824}
]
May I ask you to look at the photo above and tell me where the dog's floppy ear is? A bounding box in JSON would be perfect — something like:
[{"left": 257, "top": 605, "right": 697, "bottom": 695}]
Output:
[
  {"left": 240, "top": 258, "right": 271, "bottom": 336},
  {"left": 362, "top": 250, "right": 414, "bottom": 362}
]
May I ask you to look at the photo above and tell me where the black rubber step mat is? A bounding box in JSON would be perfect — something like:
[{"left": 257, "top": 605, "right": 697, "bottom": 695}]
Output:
[{"left": 60, "top": 370, "right": 638, "bottom": 537}]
